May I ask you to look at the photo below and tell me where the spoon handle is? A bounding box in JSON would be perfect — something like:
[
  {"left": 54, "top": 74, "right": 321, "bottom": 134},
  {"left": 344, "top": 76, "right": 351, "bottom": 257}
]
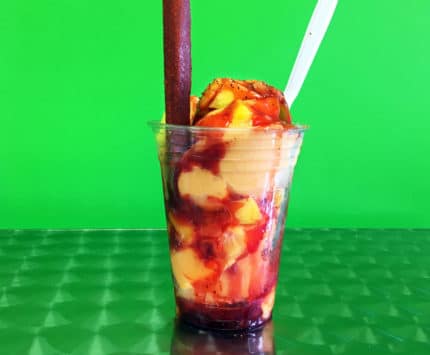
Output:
[{"left": 284, "top": 0, "right": 338, "bottom": 108}]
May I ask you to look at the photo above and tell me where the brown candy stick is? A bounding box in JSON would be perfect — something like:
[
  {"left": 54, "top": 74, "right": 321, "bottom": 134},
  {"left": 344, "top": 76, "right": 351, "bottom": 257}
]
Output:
[{"left": 163, "top": 0, "right": 191, "bottom": 125}]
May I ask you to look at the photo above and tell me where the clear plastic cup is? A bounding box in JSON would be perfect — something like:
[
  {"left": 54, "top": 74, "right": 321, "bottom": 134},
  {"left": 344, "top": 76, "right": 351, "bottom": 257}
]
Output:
[{"left": 150, "top": 122, "right": 305, "bottom": 331}]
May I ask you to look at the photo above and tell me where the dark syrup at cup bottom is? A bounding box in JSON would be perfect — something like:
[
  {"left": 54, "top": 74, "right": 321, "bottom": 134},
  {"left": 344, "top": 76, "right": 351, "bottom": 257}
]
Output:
[{"left": 177, "top": 296, "right": 271, "bottom": 332}]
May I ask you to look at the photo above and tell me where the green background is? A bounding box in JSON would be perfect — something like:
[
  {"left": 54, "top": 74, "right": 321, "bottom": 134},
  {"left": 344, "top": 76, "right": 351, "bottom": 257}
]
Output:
[{"left": 1, "top": 0, "right": 429, "bottom": 229}]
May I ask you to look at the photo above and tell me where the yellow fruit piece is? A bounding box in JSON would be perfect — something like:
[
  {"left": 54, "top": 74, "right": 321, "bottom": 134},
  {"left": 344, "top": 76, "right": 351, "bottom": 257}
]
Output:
[
  {"left": 261, "top": 287, "right": 276, "bottom": 319},
  {"left": 177, "top": 166, "right": 228, "bottom": 209},
  {"left": 199, "top": 78, "right": 223, "bottom": 111},
  {"left": 156, "top": 113, "right": 167, "bottom": 164},
  {"left": 189, "top": 96, "right": 199, "bottom": 124},
  {"left": 236, "top": 256, "right": 252, "bottom": 298},
  {"left": 169, "top": 213, "right": 195, "bottom": 245},
  {"left": 235, "top": 197, "right": 262, "bottom": 224},
  {"left": 223, "top": 226, "right": 246, "bottom": 270},
  {"left": 230, "top": 101, "right": 253, "bottom": 128},
  {"left": 209, "top": 89, "right": 235, "bottom": 109},
  {"left": 176, "top": 286, "right": 195, "bottom": 301},
  {"left": 170, "top": 248, "right": 213, "bottom": 290},
  {"left": 205, "top": 107, "right": 224, "bottom": 117}
]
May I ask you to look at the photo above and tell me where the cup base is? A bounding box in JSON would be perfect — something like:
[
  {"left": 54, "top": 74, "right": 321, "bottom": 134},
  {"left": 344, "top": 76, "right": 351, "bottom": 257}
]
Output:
[{"left": 176, "top": 297, "right": 271, "bottom": 332}]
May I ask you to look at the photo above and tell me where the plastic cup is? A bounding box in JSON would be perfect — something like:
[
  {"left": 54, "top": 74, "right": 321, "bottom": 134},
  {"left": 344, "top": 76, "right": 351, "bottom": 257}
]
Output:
[{"left": 150, "top": 122, "right": 305, "bottom": 331}]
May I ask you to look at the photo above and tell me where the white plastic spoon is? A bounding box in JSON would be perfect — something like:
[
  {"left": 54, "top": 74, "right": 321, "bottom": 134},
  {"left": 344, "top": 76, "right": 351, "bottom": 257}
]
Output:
[{"left": 284, "top": 0, "right": 338, "bottom": 108}]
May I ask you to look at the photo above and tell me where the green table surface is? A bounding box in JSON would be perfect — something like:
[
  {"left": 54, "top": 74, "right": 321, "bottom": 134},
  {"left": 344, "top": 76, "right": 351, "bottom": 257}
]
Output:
[{"left": 0, "top": 229, "right": 429, "bottom": 354}]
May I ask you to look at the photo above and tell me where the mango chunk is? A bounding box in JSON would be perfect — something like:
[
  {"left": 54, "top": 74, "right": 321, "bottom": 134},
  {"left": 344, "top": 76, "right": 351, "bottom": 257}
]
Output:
[
  {"left": 169, "top": 212, "right": 195, "bottom": 245},
  {"left": 223, "top": 226, "right": 247, "bottom": 270},
  {"left": 210, "top": 89, "right": 235, "bottom": 109},
  {"left": 235, "top": 198, "right": 262, "bottom": 224},
  {"left": 177, "top": 166, "right": 228, "bottom": 209},
  {"left": 176, "top": 286, "right": 195, "bottom": 301},
  {"left": 171, "top": 248, "right": 214, "bottom": 290},
  {"left": 198, "top": 78, "right": 224, "bottom": 111},
  {"left": 261, "top": 287, "right": 276, "bottom": 319},
  {"left": 189, "top": 96, "right": 200, "bottom": 124},
  {"left": 195, "top": 100, "right": 252, "bottom": 128},
  {"left": 230, "top": 101, "right": 253, "bottom": 127},
  {"left": 236, "top": 255, "right": 252, "bottom": 298}
]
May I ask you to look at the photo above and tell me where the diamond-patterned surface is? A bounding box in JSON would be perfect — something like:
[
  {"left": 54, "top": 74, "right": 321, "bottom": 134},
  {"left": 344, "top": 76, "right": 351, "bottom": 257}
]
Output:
[{"left": 0, "top": 229, "right": 429, "bottom": 354}]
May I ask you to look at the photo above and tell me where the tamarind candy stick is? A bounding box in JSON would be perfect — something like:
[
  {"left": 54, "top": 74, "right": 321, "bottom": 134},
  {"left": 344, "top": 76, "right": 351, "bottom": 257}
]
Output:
[{"left": 163, "top": 0, "right": 191, "bottom": 125}]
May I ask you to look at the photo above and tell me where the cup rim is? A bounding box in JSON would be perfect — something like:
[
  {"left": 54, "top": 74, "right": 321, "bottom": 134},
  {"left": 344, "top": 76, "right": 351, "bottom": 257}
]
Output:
[{"left": 148, "top": 121, "right": 308, "bottom": 133}]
